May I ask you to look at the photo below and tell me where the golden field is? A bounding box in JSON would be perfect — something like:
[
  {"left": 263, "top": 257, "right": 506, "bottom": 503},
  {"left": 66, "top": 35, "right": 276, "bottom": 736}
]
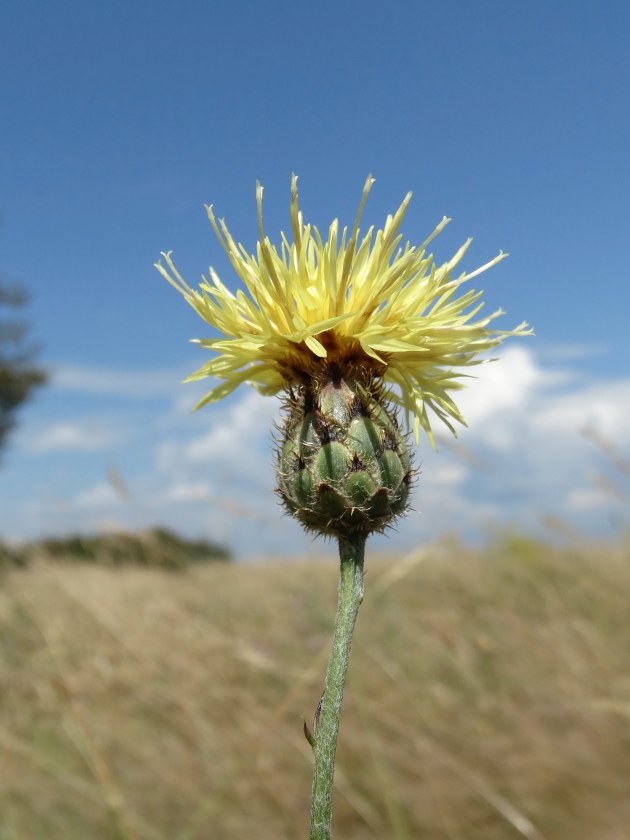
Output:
[{"left": 1, "top": 535, "right": 629, "bottom": 839}]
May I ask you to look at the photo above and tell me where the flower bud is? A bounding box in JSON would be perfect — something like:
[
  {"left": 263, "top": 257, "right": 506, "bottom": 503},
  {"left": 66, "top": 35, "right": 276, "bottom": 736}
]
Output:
[{"left": 278, "top": 371, "right": 413, "bottom": 539}]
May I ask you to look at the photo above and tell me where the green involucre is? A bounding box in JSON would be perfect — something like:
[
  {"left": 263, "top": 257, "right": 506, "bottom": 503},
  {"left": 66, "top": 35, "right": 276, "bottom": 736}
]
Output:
[{"left": 278, "top": 375, "right": 413, "bottom": 539}]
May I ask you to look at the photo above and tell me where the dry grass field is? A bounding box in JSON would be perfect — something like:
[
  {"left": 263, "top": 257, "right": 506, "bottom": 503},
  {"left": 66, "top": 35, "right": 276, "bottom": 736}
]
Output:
[{"left": 1, "top": 535, "right": 629, "bottom": 839}]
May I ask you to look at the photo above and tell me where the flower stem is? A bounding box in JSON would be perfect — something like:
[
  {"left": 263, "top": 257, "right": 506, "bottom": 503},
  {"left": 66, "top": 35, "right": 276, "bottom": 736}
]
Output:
[{"left": 309, "top": 535, "right": 366, "bottom": 840}]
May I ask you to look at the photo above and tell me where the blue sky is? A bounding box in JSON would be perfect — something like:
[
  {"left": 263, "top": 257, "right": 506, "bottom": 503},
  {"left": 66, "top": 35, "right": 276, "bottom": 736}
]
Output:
[{"left": 1, "top": 1, "right": 629, "bottom": 557}]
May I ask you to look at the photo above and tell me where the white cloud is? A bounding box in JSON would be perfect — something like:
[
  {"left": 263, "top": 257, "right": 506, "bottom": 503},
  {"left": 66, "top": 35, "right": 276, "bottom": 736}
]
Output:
[
  {"left": 74, "top": 481, "right": 121, "bottom": 509},
  {"left": 24, "top": 422, "right": 122, "bottom": 453},
  {"left": 455, "top": 346, "right": 542, "bottom": 425},
  {"left": 165, "top": 481, "right": 213, "bottom": 502},
  {"left": 532, "top": 381, "right": 630, "bottom": 444},
  {"left": 564, "top": 488, "right": 610, "bottom": 513},
  {"left": 181, "top": 390, "right": 278, "bottom": 463},
  {"left": 52, "top": 363, "right": 191, "bottom": 399},
  {"left": 426, "top": 462, "right": 468, "bottom": 487}
]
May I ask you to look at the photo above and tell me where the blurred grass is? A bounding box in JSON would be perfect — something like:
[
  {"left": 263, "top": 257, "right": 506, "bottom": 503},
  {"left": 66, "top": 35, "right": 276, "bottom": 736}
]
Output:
[{"left": 1, "top": 535, "right": 629, "bottom": 839}]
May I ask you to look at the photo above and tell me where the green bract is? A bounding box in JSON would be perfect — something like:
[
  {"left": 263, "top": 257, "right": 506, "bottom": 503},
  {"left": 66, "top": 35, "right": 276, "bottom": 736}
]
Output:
[{"left": 278, "top": 375, "right": 413, "bottom": 539}]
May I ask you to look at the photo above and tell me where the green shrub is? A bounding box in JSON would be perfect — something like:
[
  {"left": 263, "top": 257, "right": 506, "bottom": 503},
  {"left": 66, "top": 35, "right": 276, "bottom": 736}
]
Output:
[{"left": 6, "top": 528, "right": 230, "bottom": 570}]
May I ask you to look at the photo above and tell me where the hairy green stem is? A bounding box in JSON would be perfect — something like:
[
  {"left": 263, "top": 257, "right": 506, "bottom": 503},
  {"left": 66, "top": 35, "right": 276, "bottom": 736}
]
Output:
[{"left": 309, "top": 536, "right": 366, "bottom": 840}]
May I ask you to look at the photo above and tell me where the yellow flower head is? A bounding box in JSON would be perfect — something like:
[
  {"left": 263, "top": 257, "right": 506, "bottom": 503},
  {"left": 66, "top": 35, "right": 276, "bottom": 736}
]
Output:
[{"left": 156, "top": 176, "right": 531, "bottom": 445}]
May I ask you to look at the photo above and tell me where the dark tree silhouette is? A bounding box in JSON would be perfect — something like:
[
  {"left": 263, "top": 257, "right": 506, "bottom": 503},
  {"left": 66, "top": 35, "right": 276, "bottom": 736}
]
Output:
[{"left": 0, "top": 279, "right": 47, "bottom": 456}]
